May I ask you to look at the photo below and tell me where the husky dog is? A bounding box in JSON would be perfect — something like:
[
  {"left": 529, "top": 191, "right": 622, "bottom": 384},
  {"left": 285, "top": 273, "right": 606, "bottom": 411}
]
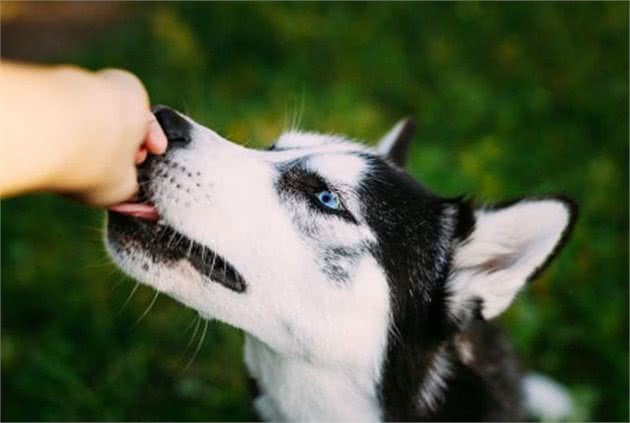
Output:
[{"left": 106, "top": 106, "right": 577, "bottom": 421}]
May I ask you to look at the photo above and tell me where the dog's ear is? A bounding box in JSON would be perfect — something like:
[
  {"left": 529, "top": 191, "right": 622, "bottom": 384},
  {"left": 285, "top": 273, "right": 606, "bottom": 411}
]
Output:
[
  {"left": 447, "top": 196, "right": 577, "bottom": 321},
  {"left": 376, "top": 117, "right": 416, "bottom": 167}
]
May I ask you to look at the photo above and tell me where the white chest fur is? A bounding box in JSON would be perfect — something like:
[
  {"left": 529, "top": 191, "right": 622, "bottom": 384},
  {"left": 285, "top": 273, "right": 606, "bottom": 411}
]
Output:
[{"left": 244, "top": 336, "right": 382, "bottom": 422}]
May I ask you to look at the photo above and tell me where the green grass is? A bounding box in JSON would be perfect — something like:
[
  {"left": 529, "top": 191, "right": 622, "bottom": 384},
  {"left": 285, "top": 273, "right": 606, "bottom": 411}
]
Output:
[{"left": 2, "top": 3, "right": 628, "bottom": 421}]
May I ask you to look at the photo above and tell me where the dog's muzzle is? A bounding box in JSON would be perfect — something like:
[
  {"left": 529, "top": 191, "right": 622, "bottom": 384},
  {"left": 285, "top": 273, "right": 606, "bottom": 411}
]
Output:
[{"left": 106, "top": 105, "right": 248, "bottom": 293}]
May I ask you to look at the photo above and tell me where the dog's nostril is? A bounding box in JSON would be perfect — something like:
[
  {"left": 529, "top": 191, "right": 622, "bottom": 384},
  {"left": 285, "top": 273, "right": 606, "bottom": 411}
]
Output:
[
  {"left": 152, "top": 105, "right": 192, "bottom": 150},
  {"left": 168, "top": 135, "right": 190, "bottom": 149}
]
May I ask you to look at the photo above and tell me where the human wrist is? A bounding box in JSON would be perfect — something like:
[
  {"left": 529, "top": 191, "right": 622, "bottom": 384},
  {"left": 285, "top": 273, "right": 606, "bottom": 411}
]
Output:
[
  {"left": 0, "top": 64, "right": 103, "bottom": 197},
  {"left": 37, "top": 66, "right": 105, "bottom": 194}
]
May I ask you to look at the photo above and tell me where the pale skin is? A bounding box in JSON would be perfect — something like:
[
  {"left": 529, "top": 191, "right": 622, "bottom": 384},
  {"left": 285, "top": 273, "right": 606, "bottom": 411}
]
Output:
[{"left": 0, "top": 62, "right": 168, "bottom": 206}]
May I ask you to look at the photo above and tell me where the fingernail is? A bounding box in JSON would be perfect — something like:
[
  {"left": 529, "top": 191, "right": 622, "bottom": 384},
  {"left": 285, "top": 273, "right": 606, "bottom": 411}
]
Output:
[
  {"left": 148, "top": 115, "right": 168, "bottom": 154},
  {"left": 156, "top": 127, "right": 168, "bottom": 153}
]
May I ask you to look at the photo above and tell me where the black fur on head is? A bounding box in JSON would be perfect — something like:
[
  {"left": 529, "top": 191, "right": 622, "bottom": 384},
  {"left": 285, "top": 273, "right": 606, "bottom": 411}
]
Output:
[
  {"left": 357, "top": 152, "right": 576, "bottom": 420},
  {"left": 356, "top": 156, "right": 477, "bottom": 419}
]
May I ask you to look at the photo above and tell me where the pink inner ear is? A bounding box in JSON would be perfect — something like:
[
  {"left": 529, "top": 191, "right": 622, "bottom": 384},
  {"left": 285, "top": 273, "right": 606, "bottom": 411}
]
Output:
[{"left": 479, "top": 253, "right": 518, "bottom": 273}]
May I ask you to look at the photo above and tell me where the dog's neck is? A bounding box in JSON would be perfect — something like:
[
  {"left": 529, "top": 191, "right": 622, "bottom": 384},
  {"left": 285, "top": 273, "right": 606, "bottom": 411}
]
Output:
[
  {"left": 244, "top": 335, "right": 384, "bottom": 421},
  {"left": 243, "top": 323, "right": 524, "bottom": 422},
  {"left": 243, "top": 335, "right": 459, "bottom": 421}
]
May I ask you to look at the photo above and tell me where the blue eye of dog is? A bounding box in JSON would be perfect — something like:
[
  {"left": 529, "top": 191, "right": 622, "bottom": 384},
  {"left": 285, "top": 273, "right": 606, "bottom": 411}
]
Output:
[{"left": 316, "top": 191, "right": 341, "bottom": 210}]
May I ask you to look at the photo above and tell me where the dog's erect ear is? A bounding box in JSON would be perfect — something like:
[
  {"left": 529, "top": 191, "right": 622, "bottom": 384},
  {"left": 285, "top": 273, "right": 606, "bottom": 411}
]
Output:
[
  {"left": 447, "top": 197, "right": 577, "bottom": 320},
  {"left": 376, "top": 117, "right": 416, "bottom": 167}
]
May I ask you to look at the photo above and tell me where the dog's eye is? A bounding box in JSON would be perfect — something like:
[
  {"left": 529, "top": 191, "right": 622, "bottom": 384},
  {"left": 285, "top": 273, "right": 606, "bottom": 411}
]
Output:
[{"left": 316, "top": 190, "right": 341, "bottom": 210}]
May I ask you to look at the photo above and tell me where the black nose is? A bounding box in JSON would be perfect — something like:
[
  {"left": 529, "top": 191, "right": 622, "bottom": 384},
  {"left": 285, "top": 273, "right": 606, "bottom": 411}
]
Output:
[{"left": 152, "top": 105, "right": 192, "bottom": 150}]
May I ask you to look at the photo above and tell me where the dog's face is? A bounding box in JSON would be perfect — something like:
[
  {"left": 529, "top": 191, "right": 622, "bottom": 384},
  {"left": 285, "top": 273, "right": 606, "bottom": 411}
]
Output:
[
  {"left": 106, "top": 107, "right": 576, "bottom": 377},
  {"left": 107, "top": 107, "right": 396, "bottom": 372}
]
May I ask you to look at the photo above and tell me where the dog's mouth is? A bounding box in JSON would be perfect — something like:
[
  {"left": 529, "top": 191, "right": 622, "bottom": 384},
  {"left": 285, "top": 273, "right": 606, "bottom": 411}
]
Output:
[
  {"left": 107, "top": 191, "right": 246, "bottom": 293},
  {"left": 109, "top": 202, "right": 160, "bottom": 221}
]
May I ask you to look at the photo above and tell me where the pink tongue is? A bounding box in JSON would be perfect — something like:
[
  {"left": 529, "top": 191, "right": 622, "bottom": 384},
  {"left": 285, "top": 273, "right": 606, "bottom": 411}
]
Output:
[{"left": 109, "top": 203, "right": 160, "bottom": 221}]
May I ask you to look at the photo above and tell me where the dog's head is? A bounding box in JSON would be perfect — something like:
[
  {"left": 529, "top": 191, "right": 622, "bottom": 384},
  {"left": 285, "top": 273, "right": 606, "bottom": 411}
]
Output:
[{"left": 106, "top": 106, "right": 576, "bottom": 377}]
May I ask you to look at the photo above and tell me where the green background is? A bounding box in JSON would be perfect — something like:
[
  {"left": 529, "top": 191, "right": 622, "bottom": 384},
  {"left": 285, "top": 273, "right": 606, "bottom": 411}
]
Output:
[{"left": 2, "top": 3, "right": 628, "bottom": 421}]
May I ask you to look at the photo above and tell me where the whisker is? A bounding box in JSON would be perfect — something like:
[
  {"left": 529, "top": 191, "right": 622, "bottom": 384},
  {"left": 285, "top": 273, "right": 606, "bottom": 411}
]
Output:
[
  {"left": 210, "top": 252, "right": 218, "bottom": 275},
  {"left": 185, "top": 315, "right": 202, "bottom": 351},
  {"left": 110, "top": 274, "right": 131, "bottom": 293},
  {"left": 119, "top": 281, "right": 141, "bottom": 313},
  {"left": 184, "top": 318, "right": 209, "bottom": 370},
  {"left": 132, "top": 290, "right": 160, "bottom": 325},
  {"left": 186, "top": 239, "right": 194, "bottom": 259},
  {"left": 295, "top": 87, "right": 305, "bottom": 131},
  {"left": 283, "top": 99, "right": 292, "bottom": 133},
  {"left": 290, "top": 96, "right": 298, "bottom": 131},
  {"left": 83, "top": 258, "right": 115, "bottom": 270},
  {"left": 201, "top": 244, "right": 207, "bottom": 264},
  {"left": 166, "top": 232, "right": 178, "bottom": 249}
]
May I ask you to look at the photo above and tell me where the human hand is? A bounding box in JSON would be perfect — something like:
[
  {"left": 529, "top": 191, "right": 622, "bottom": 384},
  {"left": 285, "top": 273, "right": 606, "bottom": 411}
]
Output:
[
  {"left": 0, "top": 64, "right": 168, "bottom": 207},
  {"left": 60, "top": 69, "right": 167, "bottom": 206}
]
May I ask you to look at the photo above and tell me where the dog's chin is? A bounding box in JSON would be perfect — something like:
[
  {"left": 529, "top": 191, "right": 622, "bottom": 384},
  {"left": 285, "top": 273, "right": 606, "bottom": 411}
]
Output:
[{"left": 106, "top": 211, "right": 247, "bottom": 293}]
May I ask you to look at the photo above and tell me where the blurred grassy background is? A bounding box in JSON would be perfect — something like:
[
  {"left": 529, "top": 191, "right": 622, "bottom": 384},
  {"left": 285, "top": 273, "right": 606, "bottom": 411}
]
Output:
[{"left": 1, "top": 2, "right": 628, "bottom": 421}]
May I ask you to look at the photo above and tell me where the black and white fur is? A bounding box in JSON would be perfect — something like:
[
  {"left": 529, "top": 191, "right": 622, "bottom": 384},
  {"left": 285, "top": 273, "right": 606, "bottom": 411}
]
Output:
[{"left": 106, "top": 106, "right": 577, "bottom": 421}]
